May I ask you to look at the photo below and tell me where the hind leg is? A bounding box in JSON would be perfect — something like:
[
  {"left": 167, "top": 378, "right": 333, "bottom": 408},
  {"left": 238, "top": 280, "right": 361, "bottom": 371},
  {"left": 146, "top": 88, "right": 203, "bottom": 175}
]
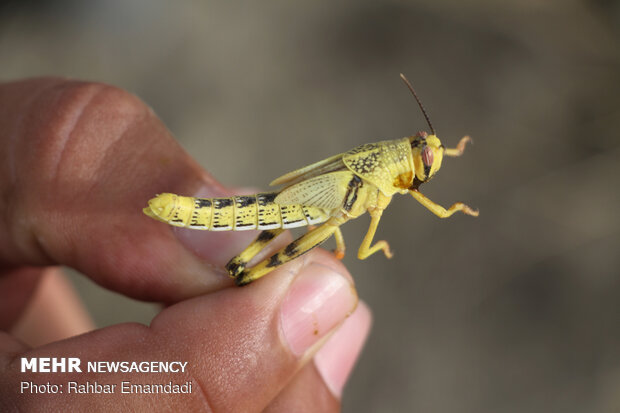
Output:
[
  {"left": 236, "top": 218, "right": 347, "bottom": 286},
  {"left": 225, "top": 229, "right": 284, "bottom": 277}
]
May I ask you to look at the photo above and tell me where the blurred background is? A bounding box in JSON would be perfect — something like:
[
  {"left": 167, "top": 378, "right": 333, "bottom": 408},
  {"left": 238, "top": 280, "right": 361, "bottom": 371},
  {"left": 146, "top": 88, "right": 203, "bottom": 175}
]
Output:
[{"left": 2, "top": 0, "right": 619, "bottom": 411}]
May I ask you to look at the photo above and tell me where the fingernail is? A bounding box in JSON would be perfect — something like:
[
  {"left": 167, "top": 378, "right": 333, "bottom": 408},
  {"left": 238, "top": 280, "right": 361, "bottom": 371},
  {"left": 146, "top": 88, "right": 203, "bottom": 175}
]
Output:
[
  {"left": 314, "top": 301, "right": 372, "bottom": 399},
  {"left": 173, "top": 186, "right": 259, "bottom": 267},
  {"left": 281, "top": 263, "right": 358, "bottom": 357}
]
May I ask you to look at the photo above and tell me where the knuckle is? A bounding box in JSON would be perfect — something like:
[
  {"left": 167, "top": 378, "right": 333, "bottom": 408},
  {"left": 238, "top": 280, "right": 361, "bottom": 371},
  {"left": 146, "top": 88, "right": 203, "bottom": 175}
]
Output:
[
  {"left": 23, "top": 80, "right": 150, "bottom": 183},
  {"left": 6, "top": 80, "right": 154, "bottom": 261}
]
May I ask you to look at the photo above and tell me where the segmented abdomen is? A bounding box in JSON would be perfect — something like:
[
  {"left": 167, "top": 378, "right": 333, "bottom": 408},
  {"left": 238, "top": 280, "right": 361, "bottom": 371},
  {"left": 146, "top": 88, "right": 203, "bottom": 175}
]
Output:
[{"left": 143, "top": 192, "right": 330, "bottom": 231}]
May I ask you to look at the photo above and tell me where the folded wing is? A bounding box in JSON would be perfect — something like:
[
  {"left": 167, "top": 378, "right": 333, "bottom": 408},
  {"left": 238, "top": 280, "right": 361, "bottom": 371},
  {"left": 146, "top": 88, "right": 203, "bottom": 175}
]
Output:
[{"left": 274, "top": 171, "right": 355, "bottom": 210}]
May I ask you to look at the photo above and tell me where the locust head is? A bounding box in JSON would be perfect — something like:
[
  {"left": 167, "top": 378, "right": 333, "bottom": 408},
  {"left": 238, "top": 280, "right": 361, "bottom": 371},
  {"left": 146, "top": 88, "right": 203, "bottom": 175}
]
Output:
[{"left": 410, "top": 131, "right": 444, "bottom": 183}]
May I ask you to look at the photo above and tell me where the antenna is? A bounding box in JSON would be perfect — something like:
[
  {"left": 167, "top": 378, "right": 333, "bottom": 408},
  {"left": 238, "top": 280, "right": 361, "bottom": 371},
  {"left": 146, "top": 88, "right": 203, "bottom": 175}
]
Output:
[{"left": 399, "top": 73, "right": 436, "bottom": 136}]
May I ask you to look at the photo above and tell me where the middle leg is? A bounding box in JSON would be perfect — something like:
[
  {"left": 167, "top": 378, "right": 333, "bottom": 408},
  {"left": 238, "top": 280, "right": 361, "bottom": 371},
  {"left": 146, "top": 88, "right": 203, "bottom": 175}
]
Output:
[
  {"left": 333, "top": 227, "right": 346, "bottom": 260},
  {"left": 357, "top": 208, "right": 393, "bottom": 260}
]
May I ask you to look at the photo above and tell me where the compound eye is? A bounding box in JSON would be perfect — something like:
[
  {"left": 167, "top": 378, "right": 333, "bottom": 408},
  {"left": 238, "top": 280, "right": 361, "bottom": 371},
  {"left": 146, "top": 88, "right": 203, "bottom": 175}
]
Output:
[{"left": 422, "top": 146, "right": 434, "bottom": 167}]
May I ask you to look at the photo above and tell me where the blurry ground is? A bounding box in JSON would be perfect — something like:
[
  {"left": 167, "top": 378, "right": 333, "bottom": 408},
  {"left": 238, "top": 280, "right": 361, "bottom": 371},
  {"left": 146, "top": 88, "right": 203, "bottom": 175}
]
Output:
[{"left": 1, "top": 1, "right": 619, "bottom": 411}]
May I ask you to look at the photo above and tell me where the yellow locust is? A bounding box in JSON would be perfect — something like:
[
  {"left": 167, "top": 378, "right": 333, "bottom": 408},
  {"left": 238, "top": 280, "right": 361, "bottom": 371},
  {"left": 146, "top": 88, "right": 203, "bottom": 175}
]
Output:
[{"left": 144, "top": 75, "right": 479, "bottom": 285}]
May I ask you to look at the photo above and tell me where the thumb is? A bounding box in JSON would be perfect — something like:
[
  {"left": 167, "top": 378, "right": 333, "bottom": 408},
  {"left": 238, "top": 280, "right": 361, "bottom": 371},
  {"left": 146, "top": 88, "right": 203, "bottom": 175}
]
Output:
[{"left": 1, "top": 250, "right": 358, "bottom": 413}]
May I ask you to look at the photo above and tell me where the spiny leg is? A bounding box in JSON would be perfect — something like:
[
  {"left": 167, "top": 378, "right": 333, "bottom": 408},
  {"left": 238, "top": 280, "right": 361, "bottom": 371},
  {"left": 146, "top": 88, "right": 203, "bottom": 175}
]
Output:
[
  {"left": 357, "top": 208, "right": 393, "bottom": 260},
  {"left": 409, "top": 190, "right": 479, "bottom": 218},
  {"left": 225, "top": 229, "right": 284, "bottom": 277},
  {"left": 236, "top": 218, "right": 346, "bottom": 286},
  {"left": 333, "top": 227, "right": 346, "bottom": 260},
  {"left": 443, "top": 135, "right": 472, "bottom": 157}
]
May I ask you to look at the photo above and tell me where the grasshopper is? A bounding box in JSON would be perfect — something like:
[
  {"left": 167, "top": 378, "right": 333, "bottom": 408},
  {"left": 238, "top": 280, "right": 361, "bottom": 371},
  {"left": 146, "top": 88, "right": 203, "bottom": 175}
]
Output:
[{"left": 144, "top": 74, "right": 478, "bottom": 285}]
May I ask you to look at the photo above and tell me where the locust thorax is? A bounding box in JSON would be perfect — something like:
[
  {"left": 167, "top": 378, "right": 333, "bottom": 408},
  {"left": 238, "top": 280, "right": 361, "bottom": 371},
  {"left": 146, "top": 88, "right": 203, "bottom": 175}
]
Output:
[{"left": 409, "top": 131, "right": 444, "bottom": 183}]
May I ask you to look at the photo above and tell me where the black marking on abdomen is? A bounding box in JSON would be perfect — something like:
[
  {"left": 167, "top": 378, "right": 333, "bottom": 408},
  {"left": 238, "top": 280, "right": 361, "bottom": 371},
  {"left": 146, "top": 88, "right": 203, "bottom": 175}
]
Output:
[
  {"left": 236, "top": 196, "right": 256, "bottom": 207},
  {"left": 214, "top": 198, "right": 233, "bottom": 208},
  {"left": 234, "top": 223, "right": 254, "bottom": 228},
  {"left": 196, "top": 198, "right": 212, "bottom": 208},
  {"left": 257, "top": 193, "right": 277, "bottom": 205}
]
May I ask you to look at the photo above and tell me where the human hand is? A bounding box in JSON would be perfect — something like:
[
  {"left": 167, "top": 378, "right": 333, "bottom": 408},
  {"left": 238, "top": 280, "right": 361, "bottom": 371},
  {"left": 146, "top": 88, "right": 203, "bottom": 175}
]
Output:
[{"left": 0, "top": 79, "right": 371, "bottom": 412}]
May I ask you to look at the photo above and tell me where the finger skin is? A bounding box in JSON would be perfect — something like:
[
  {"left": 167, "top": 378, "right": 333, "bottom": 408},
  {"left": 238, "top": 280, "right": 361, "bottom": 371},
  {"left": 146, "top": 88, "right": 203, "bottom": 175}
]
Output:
[
  {"left": 0, "top": 267, "right": 41, "bottom": 330},
  {"left": 0, "top": 251, "right": 348, "bottom": 413},
  {"left": 0, "top": 78, "right": 246, "bottom": 302},
  {"left": 10, "top": 267, "right": 95, "bottom": 347},
  {"left": 264, "top": 363, "right": 340, "bottom": 413}
]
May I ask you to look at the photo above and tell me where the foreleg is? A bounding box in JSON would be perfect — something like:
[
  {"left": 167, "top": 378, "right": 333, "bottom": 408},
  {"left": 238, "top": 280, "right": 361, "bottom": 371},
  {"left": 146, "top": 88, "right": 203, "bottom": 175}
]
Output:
[
  {"left": 409, "top": 190, "right": 478, "bottom": 218},
  {"left": 443, "top": 136, "right": 472, "bottom": 157}
]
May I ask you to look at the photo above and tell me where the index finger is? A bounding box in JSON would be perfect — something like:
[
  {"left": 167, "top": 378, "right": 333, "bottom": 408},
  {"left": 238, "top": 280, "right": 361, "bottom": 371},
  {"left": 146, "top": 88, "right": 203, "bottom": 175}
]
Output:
[{"left": 0, "top": 78, "right": 257, "bottom": 301}]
